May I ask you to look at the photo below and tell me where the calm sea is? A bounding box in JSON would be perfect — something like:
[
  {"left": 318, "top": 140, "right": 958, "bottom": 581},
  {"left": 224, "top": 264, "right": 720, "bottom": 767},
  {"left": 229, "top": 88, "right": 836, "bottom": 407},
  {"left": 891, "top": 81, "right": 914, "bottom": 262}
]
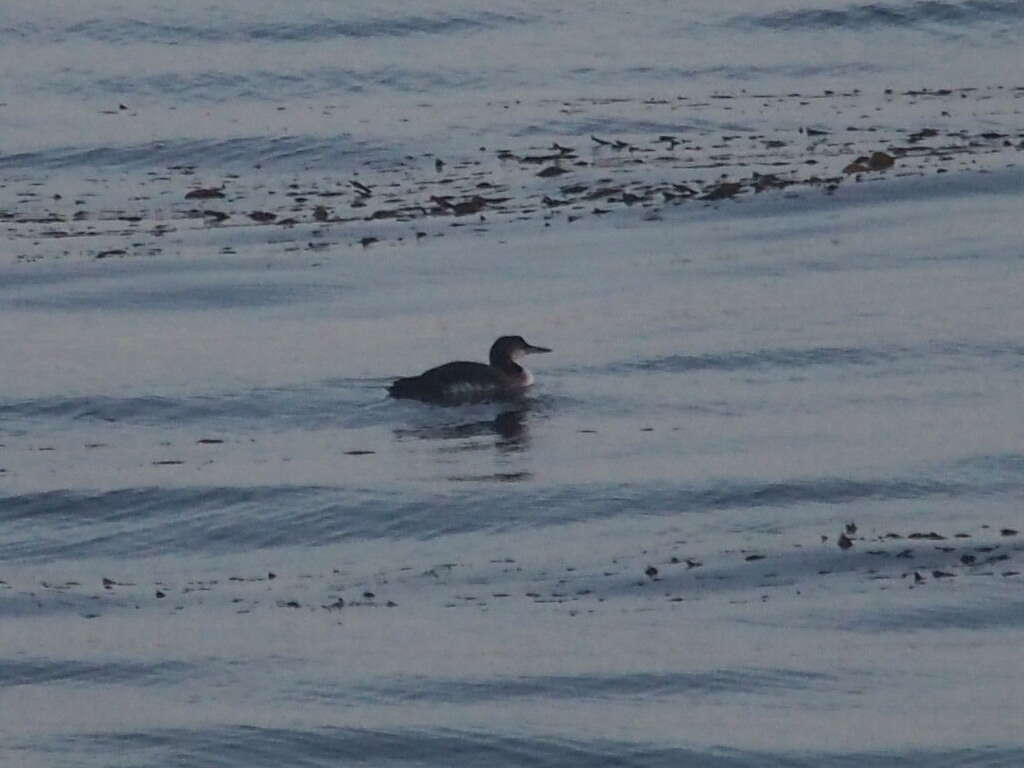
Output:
[{"left": 2, "top": 3, "right": 1023, "bottom": 767}]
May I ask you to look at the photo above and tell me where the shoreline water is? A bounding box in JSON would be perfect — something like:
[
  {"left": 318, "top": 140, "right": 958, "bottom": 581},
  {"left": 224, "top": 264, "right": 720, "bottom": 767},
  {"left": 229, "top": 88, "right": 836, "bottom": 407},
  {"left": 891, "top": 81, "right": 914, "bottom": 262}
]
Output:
[{"left": 4, "top": 85, "right": 1022, "bottom": 265}]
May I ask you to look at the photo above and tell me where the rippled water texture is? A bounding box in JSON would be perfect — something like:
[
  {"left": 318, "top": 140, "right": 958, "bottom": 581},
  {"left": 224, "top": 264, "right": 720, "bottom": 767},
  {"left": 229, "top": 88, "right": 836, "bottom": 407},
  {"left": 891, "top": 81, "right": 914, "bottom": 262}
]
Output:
[
  {"left": 2, "top": 2, "right": 1023, "bottom": 767},
  {"left": 3, "top": 0, "right": 1024, "bottom": 165}
]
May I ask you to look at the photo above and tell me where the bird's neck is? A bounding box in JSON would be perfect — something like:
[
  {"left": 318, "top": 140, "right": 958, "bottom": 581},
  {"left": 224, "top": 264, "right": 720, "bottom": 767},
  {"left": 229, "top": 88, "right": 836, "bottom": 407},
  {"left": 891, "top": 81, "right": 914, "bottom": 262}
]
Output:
[{"left": 492, "top": 357, "right": 523, "bottom": 376}]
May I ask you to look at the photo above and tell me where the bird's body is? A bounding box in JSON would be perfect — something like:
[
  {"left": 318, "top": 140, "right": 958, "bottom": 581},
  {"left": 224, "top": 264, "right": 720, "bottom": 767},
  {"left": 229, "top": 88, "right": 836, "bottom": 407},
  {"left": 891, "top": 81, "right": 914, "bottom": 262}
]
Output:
[{"left": 389, "top": 336, "right": 551, "bottom": 404}]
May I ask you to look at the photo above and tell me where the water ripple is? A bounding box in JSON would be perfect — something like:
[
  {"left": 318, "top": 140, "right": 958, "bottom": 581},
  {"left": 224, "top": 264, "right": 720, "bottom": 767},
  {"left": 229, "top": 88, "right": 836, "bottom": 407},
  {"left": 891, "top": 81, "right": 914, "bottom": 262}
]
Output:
[
  {"left": 0, "top": 135, "right": 380, "bottom": 172},
  {"left": 0, "top": 385, "right": 386, "bottom": 428},
  {"left": 43, "top": 725, "right": 1024, "bottom": 768},
  {"left": 619, "top": 341, "right": 1024, "bottom": 375},
  {"left": 728, "top": 0, "right": 1024, "bottom": 32},
  {"left": 2, "top": 459, "right": 1017, "bottom": 561},
  {"left": 39, "top": 12, "right": 536, "bottom": 45},
  {"left": 327, "top": 668, "right": 836, "bottom": 705},
  {"left": 0, "top": 658, "right": 192, "bottom": 687}
]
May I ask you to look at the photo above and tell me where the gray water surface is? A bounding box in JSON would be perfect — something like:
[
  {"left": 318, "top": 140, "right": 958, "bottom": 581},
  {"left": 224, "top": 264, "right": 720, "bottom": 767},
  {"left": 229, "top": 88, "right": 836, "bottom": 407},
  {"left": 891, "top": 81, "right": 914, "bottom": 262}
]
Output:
[{"left": 2, "top": 2, "right": 1023, "bottom": 766}]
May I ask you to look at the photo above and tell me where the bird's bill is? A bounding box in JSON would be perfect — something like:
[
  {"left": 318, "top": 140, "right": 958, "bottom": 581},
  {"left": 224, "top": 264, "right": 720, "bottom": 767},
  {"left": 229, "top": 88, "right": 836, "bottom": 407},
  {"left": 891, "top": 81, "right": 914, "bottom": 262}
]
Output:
[{"left": 524, "top": 343, "right": 552, "bottom": 354}]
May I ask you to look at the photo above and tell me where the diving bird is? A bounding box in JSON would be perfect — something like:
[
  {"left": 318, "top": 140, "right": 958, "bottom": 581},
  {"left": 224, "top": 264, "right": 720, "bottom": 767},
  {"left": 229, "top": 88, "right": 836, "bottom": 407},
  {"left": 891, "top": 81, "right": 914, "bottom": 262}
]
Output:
[{"left": 389, "top": 335, "right": 551, "bottom": 403}]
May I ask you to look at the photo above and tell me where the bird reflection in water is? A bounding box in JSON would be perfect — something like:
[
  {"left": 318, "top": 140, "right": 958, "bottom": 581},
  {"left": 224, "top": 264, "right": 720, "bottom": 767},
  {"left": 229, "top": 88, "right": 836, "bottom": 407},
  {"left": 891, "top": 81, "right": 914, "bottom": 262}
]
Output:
[{"left": 394, "top": 409, "right": 529, "bottom": 453}]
